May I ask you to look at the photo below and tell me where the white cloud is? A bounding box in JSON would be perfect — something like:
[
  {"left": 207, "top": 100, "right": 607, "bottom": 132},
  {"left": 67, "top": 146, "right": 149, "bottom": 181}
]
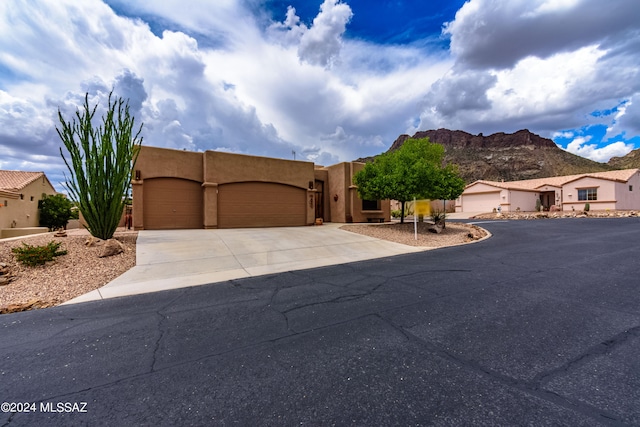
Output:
[
  {"left": 298, "top": 0, "right": 353, "bottom": 67},
  {"left": 268, "top": 0, "right": 353, "bottom": 67},
  {"left": 564, "top": 136, "right": 633, "bottom": 162},
  {"left": 444, "top": 0, "right": 640, "bottom": 70},
  {"left": 0, "top": 0, "right": 639, "bottom": 188}
]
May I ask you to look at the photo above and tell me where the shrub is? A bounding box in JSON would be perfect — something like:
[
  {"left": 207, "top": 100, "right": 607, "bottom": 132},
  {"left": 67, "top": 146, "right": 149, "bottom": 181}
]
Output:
[
  {"left": 39, "top": 193, "right": 73, "bottom": 231},
  {"left": 391, "top": 209, "right": 403, "bottom": 218},
  {"left": 584, "top": 203, "right": 590, "bottom": 212},
  {"left": 12, "top": 241, "right": 68, "bottom": 267},
  {"left": 431, "top": 209, "right": 446, "bottom": 224},
  {"left": 535, "top": 199, "right": 542, "bottom": 212}
]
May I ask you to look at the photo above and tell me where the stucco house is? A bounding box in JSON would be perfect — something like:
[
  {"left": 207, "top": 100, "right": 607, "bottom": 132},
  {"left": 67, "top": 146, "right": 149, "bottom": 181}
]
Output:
[
  {"left": 132, "top": 146, "right": 390, "bottom": 230},
  {"left": 0, "top": 170, "right": 58, "bottom": 233},
  {"left": 456, "top": 169, "right": 640, "bottom": 213}
]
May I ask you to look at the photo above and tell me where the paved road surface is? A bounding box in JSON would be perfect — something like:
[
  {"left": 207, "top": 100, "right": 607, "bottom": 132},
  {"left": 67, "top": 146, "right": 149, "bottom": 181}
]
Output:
[{"left": 2, "top": 219, "right": 639, "bottom": 426}]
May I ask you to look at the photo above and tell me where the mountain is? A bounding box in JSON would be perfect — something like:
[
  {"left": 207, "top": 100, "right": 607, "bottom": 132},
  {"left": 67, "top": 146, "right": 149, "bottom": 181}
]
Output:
[
  {"left": 608, "top": 148, "right": 640, "bottom": 169},
  {"left": 358, "top": 129, "right": 614, "bottom": 183}
]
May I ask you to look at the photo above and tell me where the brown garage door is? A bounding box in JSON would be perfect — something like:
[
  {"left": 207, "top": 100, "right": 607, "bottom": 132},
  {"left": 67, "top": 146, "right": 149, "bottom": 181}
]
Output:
[
  {"left": 143, "top": 178, "right": 203, "bottom": 229},
  {"left": 218, "top": 182, "right": 306, "bottom": 228}
]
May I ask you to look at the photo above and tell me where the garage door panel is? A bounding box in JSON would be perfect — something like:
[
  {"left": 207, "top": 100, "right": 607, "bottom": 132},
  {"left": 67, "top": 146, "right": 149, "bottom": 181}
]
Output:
[
  {"left": 144, "top": 178, "right": 203, "bottom": 229},
  {"left": 463, "top": 192, "right": 500, "bottom": 213},
  {"left": 218, "top": 182, "right": 305, "bottom": 228}
]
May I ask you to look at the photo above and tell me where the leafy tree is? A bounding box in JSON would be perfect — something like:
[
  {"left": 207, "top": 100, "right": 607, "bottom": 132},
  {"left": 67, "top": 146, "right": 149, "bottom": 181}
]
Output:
[
  {"left": 57, "top": 92, "right": 143, "bottom": 240},
  {"left": 38, "top": 193, "right": 73, "bottom": 231},
  {"left": 354, "top": 137, "right": 464, "bottom": 224},
  {"left": 428, "top": 164, "right": 466, "bottom": 228}
]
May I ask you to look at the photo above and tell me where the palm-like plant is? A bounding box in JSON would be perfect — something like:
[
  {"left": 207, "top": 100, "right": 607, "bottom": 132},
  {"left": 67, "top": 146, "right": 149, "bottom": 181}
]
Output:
[{"left": 57, "top": 92, "right": 143, "bottom": 240}]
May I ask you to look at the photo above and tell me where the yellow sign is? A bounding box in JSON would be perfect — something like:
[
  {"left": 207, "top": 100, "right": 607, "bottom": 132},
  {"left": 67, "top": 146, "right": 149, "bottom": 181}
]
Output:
[{"left": 415, "top": 199, "right": 431, "bottom": 216}]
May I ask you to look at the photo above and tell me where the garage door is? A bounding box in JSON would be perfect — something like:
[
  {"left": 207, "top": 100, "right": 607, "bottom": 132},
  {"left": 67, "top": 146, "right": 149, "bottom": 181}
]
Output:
[
  {"left": 462, "top": 192, "right": 500, "bottom": 213},
  {"left": 218, "top": 182, "right": 306, "bottom": 228},
  {"left": 143, "top": 178, "right": 203, "bottom": 229}
]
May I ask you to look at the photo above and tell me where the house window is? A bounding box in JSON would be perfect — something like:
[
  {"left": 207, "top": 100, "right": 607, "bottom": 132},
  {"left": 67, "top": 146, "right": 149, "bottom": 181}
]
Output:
[
  {"left": 630, "top": 185, "right": 633, "bottom": 192},
  {"left": 3, "top": 200, "right": 7, "bottom": 207},
  {"left": 30, "top": 196, "right": 34, "bottom": 201},
  {"left": 362, "top": 199, "right": 380, "bottom": 210},
  {"left": 578, "top": 188, "right": 597, "bottom": 201}
]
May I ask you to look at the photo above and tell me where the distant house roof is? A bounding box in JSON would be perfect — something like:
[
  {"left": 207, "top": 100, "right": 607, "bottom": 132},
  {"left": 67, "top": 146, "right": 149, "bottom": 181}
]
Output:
[
  {"left": 0, "top": 170, "right": 55, "bottom": 194},
  {"left": 466, "top": 169, "right": 640, "bottom": 192}
]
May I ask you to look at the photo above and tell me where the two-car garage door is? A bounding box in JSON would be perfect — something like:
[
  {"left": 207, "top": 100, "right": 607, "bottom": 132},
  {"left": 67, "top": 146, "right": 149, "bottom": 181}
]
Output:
[
  {"left": 218, "top": 182, "right": 306, "bottom": 228},
  {"left": 461, "top": 192, "right": 500, "bottom": 213},
  {"left": 143, "top": 179, "right": 306, "bottom": 229}
]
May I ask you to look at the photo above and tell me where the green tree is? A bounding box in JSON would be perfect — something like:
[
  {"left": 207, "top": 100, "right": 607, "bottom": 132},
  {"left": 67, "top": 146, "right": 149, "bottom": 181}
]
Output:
[
  {"left": 428, "top": 164, "right": 466, "bottom": 228},
  {"left": 354, "top": 137, "right": 450, "bottom": 224},
  {"left": 38, "top": 193, "right": 73, "bottom": 231},
  {"left": 57, "top": 92, "right": 143, "bottom": 240}
]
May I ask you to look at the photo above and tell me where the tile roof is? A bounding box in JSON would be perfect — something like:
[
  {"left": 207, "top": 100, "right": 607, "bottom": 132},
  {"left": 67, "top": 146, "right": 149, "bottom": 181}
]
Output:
[
  {"left": 0, "top": 170, "right": 47, "bottom": 193},
  {"left": 470, "top": 169, "right": 639, "bottom": 191}
]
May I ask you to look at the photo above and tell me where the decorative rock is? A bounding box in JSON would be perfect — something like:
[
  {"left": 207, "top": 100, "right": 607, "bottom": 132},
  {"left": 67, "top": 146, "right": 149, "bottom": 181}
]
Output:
[
  {"left": 428, "top": 224, "right": 443, "bottom": 234},
  {"left": 54, "top": 230, "right": 67, "bottom": 237},
  {"left": 85, "top": 236, "right": 104, "bottom": 247},
  {"left": 99, "top": 239, "right": 125, "bottom": 258}
]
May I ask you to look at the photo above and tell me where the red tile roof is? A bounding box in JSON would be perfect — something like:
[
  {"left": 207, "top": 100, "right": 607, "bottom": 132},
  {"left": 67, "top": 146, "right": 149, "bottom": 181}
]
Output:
[
  {"left": 0, "top": 170, "right": 49, "bottom": 193},
  {"left": 468, "top": 169, "right": 640, "bottom": 191}
]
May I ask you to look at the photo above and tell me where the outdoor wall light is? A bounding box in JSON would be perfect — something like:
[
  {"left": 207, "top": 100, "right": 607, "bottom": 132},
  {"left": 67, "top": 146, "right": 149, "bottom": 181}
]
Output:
[
  {"left": 333, "top": 194, "right": 339, "bottom": 201},
  {"left": 135, "top": 170, "right": 141, "bottom": 180}
]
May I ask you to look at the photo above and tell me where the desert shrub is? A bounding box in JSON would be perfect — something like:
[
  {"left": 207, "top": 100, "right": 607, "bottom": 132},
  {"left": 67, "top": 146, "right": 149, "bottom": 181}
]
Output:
[
  {"left": 535, "top": 199, "right": 542, "bottom": 212},
  {"left": 431, "top": 209, "right": 446, "bottom": 224},
  {"left": 39, "top": 193, "right": 73, "bottom": 231},
  {"left": 391, "top": 209, "right": 403, "bottom": 218},
  {"left": 584, "top": 203, "right": 590, "bottom": 212},
  {"left": 12, "top": 241, "right": 68, "bottom": 267}
]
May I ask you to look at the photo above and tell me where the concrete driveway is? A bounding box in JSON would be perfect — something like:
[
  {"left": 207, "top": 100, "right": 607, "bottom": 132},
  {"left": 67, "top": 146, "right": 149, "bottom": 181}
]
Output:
[{"left": 67, "top": 223, "right": 432, "bottom": 303}]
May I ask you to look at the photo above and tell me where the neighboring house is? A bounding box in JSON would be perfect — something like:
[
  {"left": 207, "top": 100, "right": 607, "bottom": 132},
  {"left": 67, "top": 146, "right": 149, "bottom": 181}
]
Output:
[
  {"left": 456, "top": 169, "right": 640, "bottom": 213},
  {"left": 0, "top": 170, "right": 58, "bottom": 229},
  {"left": 132, "top": 146, "right": 390, "bottom": 230}
]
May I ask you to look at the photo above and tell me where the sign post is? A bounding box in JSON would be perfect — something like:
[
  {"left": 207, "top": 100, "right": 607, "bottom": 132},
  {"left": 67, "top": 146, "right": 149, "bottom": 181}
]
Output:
[{"left": 413, "top": 199, "right": 431, "bottom": 240}]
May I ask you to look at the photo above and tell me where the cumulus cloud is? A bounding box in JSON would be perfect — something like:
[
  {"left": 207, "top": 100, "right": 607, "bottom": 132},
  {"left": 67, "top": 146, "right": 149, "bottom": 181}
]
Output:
[
  {"left": 1, "top": 0, "right": 639, "bottom": 188},
  {"left": 269, "top": 0, "right": 352, "bottom": 67},
  {"left": 564, "top": 136, "right": 633, "bottom": 162},
  {"left": 444, "top": 0, "right": 640, "bottom": 70}
]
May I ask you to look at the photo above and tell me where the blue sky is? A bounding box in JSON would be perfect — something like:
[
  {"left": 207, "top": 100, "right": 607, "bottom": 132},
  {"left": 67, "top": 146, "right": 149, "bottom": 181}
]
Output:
[{"left": 0, "top": 0, "right": 639, "bottom": 191}]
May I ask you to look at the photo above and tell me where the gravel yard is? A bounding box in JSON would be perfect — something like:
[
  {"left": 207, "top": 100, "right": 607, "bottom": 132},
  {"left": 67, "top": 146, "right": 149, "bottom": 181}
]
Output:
[
  {"left": 341, "top": 221, "right": 486, "bottom": 247},
  {"left": 0, "top": 229, "right": 137, "bottom": 314},
  {"left": 1, "top": 222, "right": 485, "bottom": 314}
]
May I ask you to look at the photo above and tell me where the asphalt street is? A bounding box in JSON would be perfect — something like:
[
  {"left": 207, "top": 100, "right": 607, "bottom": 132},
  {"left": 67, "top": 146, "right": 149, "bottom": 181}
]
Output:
[{"left": 2, "top": 218, "right": 640, "bottom": 426}]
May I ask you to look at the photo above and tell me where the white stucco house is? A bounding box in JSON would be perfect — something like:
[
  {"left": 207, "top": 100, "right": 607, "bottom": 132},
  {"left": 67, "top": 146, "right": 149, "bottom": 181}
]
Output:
[{"left": 456, "top": 169, "right": 640, "bottom": 213}]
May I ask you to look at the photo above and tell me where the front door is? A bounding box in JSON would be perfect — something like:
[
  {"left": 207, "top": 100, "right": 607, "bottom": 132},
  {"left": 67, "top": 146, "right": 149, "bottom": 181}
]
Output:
[{"left": 314, "top": 180, "right": 324, "bottom": 220}]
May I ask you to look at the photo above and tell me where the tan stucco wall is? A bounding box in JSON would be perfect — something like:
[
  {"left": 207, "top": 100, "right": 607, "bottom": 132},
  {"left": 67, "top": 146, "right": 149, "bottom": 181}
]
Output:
[
  {"left": 506, "top": 190, "right": 538, "bottom": 212},
  {"left": 614, "top": 172, "right": 640, "bottom": 210},
  {"left": 563, "top": 177, "right": 617, "bottom": 211},
  {"left": 326, "top": 163, "right": 349, "bottom": 222},
  {"left": 134, "top": 146, "right": 204, "bottom": 182},
  {"left": 133, "top": 146, "right": 318, "bottom": 229},
  {"left": 0, "top": 177, "right": 57, "bottom": 229}
]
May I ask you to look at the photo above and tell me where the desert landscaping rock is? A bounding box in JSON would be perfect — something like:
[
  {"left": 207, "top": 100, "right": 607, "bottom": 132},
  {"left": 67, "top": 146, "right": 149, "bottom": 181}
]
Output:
[
  {"left": 99, "top": 238, "right": 125, "bottom": 258},
  {"left": 0, "top": 231, "right": 136, "bottom": 314},
  {"left": 473, "top": 209, "right": 638, "bottom": 220},
  {"left": 341, "top": 222, "right": 486, "bottom": 247}
]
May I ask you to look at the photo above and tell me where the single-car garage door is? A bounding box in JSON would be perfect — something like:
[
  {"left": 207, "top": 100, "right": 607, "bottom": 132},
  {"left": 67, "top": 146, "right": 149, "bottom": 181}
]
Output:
[
  {"left": 143, "top": 178, "right": 203, "bottom": 229},
  {"left": 218, "top": 182, "right": 306, "bottom": 228},
  {"left": 461, "top": 192, "right": 500, "bottom": 213}
]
